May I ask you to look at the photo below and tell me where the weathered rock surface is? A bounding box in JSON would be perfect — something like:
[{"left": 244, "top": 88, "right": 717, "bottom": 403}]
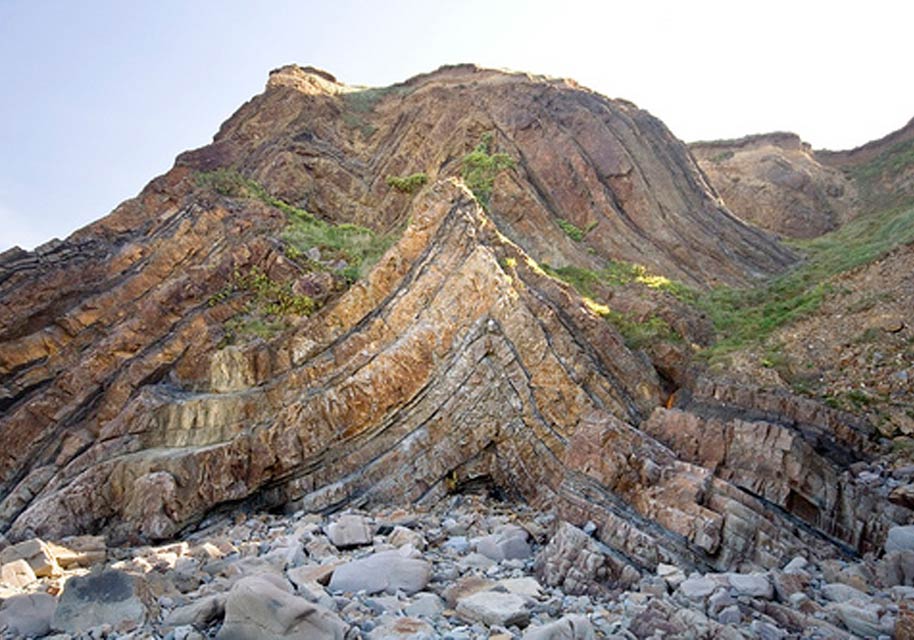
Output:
[
  {"left": 328, "top": 549, "right": 430, "bottom": 595},
  {"left": 475, "top": 524, "right": 532, "bottom": 561},
  {"left": 0, "top": 592, "right": 56, "bottom": 637},
  {"left": 51, "top": 569, "right": 151, "bottom": 634},
  {"left": 217, "top": 575, "right": 348, "bottom": 640},
  {"left": 367, "top": 617, "right": 436, "bottom": 640},
  {"left": 691, "top": 132, "right": 855, "bottom": 238},
  {"left": 456, "top": 590, "right": 530, "bottom": 627},
  {"left": 181, "top": 64, "right": 794, "bottom": 287},
  {"left": 522, "top": 614, "right": 594, "bottom": 640},
  {"left": 0, "top": 538, "right": 60, "bottom": 577},
  {"left": 0, "top": 558, "right": 36, "bottom": 589},
  {"left": 7, "top": 66, "right": 884, "bottom": 583},
  {"left": 326, "top": 513, "right": 373, "bottom": 548},
  {"left": 1, "top": 64, "right": 912, "bottom": 640}
]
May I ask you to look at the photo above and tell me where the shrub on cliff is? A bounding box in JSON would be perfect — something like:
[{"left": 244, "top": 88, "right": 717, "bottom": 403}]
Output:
[
  {"left": 386, "top": 172, "right": 428, "bottom": 194},
  {"left": 461, "top": 133, "right": 515, "bottom": 209}
]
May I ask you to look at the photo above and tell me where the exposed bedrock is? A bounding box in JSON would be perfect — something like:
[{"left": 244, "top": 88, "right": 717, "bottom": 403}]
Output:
[{"left": 2, "top": 182, "right": 905, "bottom": 581}]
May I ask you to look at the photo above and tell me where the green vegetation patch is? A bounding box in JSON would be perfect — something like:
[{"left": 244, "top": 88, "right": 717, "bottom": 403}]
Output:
[
  {"left": 846, "top": 137, "right": 914, "bottom": 211},
  {"left": 197, "top": 168, "right": 398, "bottom": 284},
  {"left": 196, "top": 168, "right": 271, "bottom": 199},
  {"left": 557, "top": 219, "right": 586, "bottom": 242},
  {"left": 210, "top": 266, "right": 315, "bottom": 343},
  {"left": 849, "top": 137, "right": 914, "bottom": 184},
  {"left": 199, "top": 168, "right": 403, "bottom": 343},
  {"left": 386, "top": 172, "right": 428, "bottom": 194},
  {"left": 697, "top": 202, "right": 914, "bottom": 361},
  {"left": 542, "top": 262, "right": 695, "bottom": 302},
  {"left": 461, "top": 132, "right": 515, "bottom": 209},
  {"left": 282, "top": 208, "right": 395, "bottom": 284},
  {"left": 605, "top": 310, "right": 680, "bottom": 350},
  {"left": 541, "top": 261, "right": 685, "bottom": 350}
]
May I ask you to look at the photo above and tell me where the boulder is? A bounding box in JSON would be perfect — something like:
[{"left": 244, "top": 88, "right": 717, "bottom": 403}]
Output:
[
  {"left": 522, "top": 614, "right": 594, "bottom": 639},
  {"left": 771, "top": 571, "right": 808, "bottom": 601},
  {"left": 326, "top": 514, "right": 372, "bottom": 548},
  {"left": 678, "top": 575, "right": 717, "bottom": 600},
  {"left": 717, "top": 605, "right": 741, "bottom": 625},
  {"left": 388, "top": 526, "right": 426, "bottom": 551},
  {"left": 822, "top": 582, "right": 869, "bottom": 603},
  {"left": 442, "top": 576, "right": 495, "bottom": 607},
  {"left": 328, "top": 550, "right": 430, "bottom": 595},
  {"left": 475, "top": 524, "right": 532, "bottom": 561},
  {"left": 456, "top": 590, "right": 530, "bottom": 627},
  {"left": 886, "top": 526, "right": 914, "bottom": 553},
  {"left": 52, "top": 569, "right": 151, "bottom": 634},
  {"left": 47, "top": 535, "right": 107, "bottom": 569},
  {"left": 498, "top": 576, "right": 544, "bottom": 599},
  {"left": 876, "top": 550, "right": 914, "bottom": 587},
  {"left": 164, "top": 593, "right": 226, "bottom": 628},
  {"left": 828, "top": 601, "right": 893, "bottom": 637},
  {"left": 782, "top": 556, "right": 808, "bottom": 575},
  {"left": 0, "top": 592, "right": 56, "bottom": 637},
  {"left": 216, "top": 575, "right": 348, "bottom": 640},
  {"left": 656, "top": 563, "right": 686, "bottom": 588},
  {"left": 0, "top": 538, "right": 61, "bottom": 577},
  {"left": 726, "top": 572, "right": 773, "bottom": 599},
  {"left": 0, "top": 559, "right": 37, "bottom": 589},
  {"left": 405, "top": 592, "right": 444, "bottom": 617}
]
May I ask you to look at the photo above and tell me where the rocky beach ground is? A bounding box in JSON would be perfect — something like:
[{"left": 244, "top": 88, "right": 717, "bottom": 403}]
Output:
[{"left": 3, "top": 492, "right": 914, "bottom": 639}]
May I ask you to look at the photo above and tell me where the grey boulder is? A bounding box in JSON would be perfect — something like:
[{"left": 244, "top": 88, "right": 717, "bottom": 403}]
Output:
[
  {"left": 216, "top": 575, "right": 348, "bottom": 640},
  {"left": 329, "top": 550, "right": 430, "bottom": 595},
  {"left": 52, "top": 569, "right": 150, "bottom": 634},
  {"left": 0, "top": 592, "right": 57, "bottom": 637}
]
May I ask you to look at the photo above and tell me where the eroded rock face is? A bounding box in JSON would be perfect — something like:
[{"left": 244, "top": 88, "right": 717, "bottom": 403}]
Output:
[
  {"left": 0, "top": 178, "right": 905, "bottom": 575},
  {"left": 52, "top": 569, "right": 152, "bottom": 634},
  {"left": 178, "top": 63, "right": 795, "bottom": 288},
  {"left": 0, "top": 65, "right": 905, "bottom": 584},
  {"left": 691, "top": 133, "right": 855, "bottom": 238}
]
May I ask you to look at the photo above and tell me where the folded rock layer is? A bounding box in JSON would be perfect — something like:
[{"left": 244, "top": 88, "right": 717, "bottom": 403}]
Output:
[{"left": 0, "top": 66, "right": 904, "bottom": 582}]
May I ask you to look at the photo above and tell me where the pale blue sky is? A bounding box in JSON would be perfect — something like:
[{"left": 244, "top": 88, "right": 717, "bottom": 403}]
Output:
[{"left": 2, "top": 0, "right": 912, "bottom": 250}]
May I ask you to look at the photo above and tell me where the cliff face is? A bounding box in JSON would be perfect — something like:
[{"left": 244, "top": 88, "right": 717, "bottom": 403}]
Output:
[
  {"left": 690, "top": 133, "right": 855, "bottom": 238},
  {"left": 0, "top": 65, "right": 903, "bottom": 577},
  {"left": 178, "top": 64, "right": 795, "bottom": 287}
]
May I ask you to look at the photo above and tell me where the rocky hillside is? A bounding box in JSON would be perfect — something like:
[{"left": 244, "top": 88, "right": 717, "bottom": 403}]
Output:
[
  {"left": 1, "top": 64, "right": 913, "bottom": 639},
  {"left": 690, "top": 133, "right": 855, "bottom": 238},
  {"left": 818, "top": 117, "right": 914, "bottom": 215}
]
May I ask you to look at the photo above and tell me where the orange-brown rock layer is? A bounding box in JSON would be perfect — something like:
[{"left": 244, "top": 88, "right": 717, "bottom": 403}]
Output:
[
  {"left": 1, "top": 179, "right": 905, "bottom": 576},
  {"left": 690, "top": 133, "right": 855, "bottom": 238},
  {"left": 0, "top": 66, "right": 903, "bottom": 581},
  {"left": 178, "top": 64, "right": 795, "bottom": 287}
]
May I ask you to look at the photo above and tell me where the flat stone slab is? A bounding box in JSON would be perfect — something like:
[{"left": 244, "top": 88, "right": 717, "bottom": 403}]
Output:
[
  {"left": 456, "top": 590, "right": 530, "bottom": 627},
  {"left": 328, "top": 550, "right": 430, "bottom": 595}
]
